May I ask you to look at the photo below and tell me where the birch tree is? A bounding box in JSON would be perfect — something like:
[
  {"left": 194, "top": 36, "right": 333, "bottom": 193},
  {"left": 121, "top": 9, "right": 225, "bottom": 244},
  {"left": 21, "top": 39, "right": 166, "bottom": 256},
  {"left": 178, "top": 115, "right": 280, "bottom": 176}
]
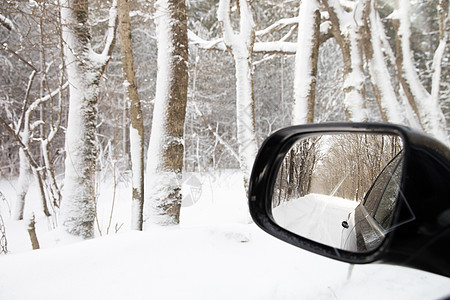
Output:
[
  {"left": 217, "top": 0, "right": 258, "bottom": 189},
  {"left": 60, "top": 0, "right": 118, "bottom": 238},
  {"left": 145, "top": 0, "right": 189, "bottom": 226},
  {"left": 117, "top": 0, "right": 144, "bottom": 230}
]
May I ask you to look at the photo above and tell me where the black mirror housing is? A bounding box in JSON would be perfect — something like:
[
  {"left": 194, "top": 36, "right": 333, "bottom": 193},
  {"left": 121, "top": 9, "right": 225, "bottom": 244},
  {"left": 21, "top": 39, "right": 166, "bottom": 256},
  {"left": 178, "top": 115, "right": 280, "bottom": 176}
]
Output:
[{"left": 248, "top": 123, "right": 450, "bottom": 277}]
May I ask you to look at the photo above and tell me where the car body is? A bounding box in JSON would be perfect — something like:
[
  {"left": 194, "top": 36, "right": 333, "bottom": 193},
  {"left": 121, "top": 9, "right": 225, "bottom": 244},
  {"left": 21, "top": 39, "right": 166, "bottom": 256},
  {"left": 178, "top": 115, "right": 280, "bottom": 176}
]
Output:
[{"left": 341, "top": 151, "right": 404, "bottom": 252}]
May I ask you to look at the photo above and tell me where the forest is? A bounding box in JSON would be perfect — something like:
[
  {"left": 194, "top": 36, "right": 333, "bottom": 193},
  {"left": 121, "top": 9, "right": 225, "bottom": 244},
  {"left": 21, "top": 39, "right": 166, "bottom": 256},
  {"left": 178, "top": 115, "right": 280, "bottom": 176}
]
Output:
[{"left": 0, "top": 0, "right": 449, "bottom": 243}]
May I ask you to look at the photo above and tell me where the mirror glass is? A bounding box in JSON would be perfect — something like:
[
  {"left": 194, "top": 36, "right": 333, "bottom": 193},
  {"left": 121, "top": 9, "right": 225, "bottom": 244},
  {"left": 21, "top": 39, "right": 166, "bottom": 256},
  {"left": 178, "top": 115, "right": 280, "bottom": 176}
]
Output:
[{"left": 272, "top": 133, "right": 404, "bottom": 253}]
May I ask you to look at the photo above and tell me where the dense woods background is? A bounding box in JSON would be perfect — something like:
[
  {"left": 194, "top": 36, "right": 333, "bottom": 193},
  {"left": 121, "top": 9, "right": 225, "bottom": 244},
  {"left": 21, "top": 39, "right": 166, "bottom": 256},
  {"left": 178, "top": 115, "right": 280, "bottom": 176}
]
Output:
[{"left": 0, "top": 0, "right": 448, "bottom": 238}]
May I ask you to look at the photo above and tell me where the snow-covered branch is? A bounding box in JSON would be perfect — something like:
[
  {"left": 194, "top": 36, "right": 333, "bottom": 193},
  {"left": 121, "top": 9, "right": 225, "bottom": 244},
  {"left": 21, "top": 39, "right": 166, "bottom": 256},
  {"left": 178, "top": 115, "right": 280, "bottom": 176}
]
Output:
[
  {"left": 255, "top": 17, "right": 299, "bottom": 38},
  {"left": 90, "top": 0, "right": 119, "bottom": 68},
  {"left": 0, "top": 116, "right": 51, "bottom": 217},
  {"left": 102, "top": 0, "right": 119, "bottom": 58},
  {"left": 190, "top": 4, "right": 331, "bottom": 56},
  {"left": 0, "top": 14, "right": 14, "bottom": 31},
  {"left": 253, "top": 42, "right": 297, "bottom": 54},
  {"left": 16, "top": 71, "right": 37, "bottom": 135},
  {"left": 189, "top": 29, "right": 298, "bottom": 54},
  {"left": 26, "top": 82, "right": 69, "bottom": 117},
  {"left": 188, "top": 30, "right": 226, "bottom": 51}
]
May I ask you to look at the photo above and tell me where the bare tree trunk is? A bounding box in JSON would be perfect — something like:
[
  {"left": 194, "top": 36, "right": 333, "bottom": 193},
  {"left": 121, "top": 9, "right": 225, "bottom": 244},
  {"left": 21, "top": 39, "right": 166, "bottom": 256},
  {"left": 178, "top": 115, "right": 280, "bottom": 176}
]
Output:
[
  {"left": 292, "top": 0, "right": 320, "bottom": 124},
  {"left": 362, "top": 2, "right": 404, "bottom": 124},
  {"left": 390, "top": 16, "right": 424, "bottom": 127},
  {"left": 0, "top": 123, "right": 51, "bottom": 219},
  {"left": 234, "top": 55, "right": 258, "bottom": 190},
  {"left": 322, "top": 0, "right": 368, "bottom": 122},
  {"left": 41, "top": 139, "right": 62, "bottom": 208},
  {"left": 117, "top": 0, "right": 144, "bottom": 231},
  {"left": 6, "top": 69, "right": 54, "bottom": 220},
  {"left": 14, "top": 148, "right": 32, "bottom": 220},
  {"left": 60, "top": 0, "right": 117, "bottom": 238},
  {"left": 145, "top": 0, "right": 189, "bottom": 226},
  {"left": 218, "top": 0, "right": 258, "bottom": 191}
]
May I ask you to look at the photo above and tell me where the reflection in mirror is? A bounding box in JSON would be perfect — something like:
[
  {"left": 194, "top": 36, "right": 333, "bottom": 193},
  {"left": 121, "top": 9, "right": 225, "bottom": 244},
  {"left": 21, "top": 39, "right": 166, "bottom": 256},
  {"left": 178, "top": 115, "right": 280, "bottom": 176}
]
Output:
[{"left": 272, "top": 133, "right": 404, "bottom": 253}]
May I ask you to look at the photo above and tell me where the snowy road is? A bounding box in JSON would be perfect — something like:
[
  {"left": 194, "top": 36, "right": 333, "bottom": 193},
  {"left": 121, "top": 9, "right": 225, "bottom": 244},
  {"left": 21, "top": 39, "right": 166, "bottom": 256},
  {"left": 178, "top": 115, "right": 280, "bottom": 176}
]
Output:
[{"left": 273, "top": 194, "right": 358, "bottom": 248}]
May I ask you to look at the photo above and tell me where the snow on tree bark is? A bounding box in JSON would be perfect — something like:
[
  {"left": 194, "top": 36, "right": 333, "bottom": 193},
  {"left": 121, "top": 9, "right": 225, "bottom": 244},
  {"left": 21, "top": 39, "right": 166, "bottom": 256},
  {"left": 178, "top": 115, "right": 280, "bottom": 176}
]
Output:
[
  {"left": 391, "top": 0, "right": 449, "bottom": 144},
  {"left": 0, "top": 13, "right": 14, "bottom": 31},
  {"left": 118, "top": 0, "right": 144, "bottom": 231},
  {"left": 10, "top": 77, "right": 63, "bottom": 220},
  {"left": 218, "top": 0, "right": 258, "bottom": 190},
  {"left": 145, "top": 0, "right": 188, "bottom": 226},
  {"left": 292, "top": 0, "right": 320, "bottom": 125},
  {"left": 14, "top": 140, "right": 32, "bottom": 220},
  {"left": 430, "top": 0, "right": 449, "bottom": 144},
  {"left": 60, "top": 0, "right": 118, "bottom": 238},
  {"left": 322, "top": 0, "right": 368, "bottom": 122},
  {"left": 362, "top": 1, "right": 404, "bottom": 124}
]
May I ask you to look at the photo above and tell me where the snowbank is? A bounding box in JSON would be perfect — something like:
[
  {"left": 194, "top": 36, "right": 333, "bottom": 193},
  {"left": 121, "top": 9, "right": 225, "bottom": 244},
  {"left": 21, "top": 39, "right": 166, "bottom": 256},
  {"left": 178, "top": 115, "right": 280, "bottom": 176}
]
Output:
[{"left": 0, "top": 171, "right": 449, "bottom": 299}]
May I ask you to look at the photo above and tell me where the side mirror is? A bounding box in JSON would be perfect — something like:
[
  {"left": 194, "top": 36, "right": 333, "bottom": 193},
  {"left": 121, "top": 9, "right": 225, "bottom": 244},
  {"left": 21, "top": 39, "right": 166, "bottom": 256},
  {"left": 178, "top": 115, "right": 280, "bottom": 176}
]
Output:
[{"left": 248, "top": 123, "right": 450, "bottom": 277}]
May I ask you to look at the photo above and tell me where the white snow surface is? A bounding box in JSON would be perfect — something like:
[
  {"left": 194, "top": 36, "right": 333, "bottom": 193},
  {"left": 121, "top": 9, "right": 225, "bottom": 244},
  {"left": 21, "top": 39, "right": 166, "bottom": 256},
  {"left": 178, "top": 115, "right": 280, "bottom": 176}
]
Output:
[
  {"left": 273, "top": 194, "right": 358, "bottom": 248},
  {"left": 1, "top": 170, "right": 450, "bottom": 299}
]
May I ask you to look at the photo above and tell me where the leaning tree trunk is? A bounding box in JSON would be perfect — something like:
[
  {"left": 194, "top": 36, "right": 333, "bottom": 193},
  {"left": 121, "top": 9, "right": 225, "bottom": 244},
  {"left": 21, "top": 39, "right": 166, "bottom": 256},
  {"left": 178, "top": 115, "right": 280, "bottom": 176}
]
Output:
[
  {"left": 145, "top": 0, "right": 189, "bottom": 226},
  {"left": 362, "top": 2, "right": 404, "bottom": 124}
]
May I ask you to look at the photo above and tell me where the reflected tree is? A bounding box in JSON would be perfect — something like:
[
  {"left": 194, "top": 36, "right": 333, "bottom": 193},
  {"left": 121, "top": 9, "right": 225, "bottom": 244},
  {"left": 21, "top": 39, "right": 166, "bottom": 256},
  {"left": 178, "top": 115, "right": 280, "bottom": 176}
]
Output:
[
  {"left": 274, "top": 133, "right": 403, "bottom": 208},
  {"left": 273, "top": 136, "right": 321, "bottom": 207}
]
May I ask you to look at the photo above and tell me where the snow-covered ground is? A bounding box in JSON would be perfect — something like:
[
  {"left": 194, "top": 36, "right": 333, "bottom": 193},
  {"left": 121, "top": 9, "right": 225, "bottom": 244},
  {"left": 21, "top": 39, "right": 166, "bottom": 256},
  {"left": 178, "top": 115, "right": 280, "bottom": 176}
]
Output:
[
  {"left": 1, "top": 170, "right": 449, "bottom": 299},
  {"left": 273, "top": 194, "right": 358, "bottom": 248}
]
